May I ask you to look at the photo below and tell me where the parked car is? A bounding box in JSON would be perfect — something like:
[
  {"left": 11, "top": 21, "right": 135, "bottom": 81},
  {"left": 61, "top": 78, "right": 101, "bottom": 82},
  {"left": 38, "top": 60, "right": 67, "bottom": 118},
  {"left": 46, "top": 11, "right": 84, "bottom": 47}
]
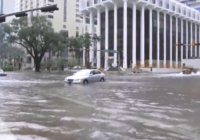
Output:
[
  {"left": 64, "top": 69, "right": 106, "bottom": 84},
  {"left": 0, "top": 69, "right": 7, "bottom": 76},
  {"left": 182, "top": 67, "right": 198, "bottom": 74}
]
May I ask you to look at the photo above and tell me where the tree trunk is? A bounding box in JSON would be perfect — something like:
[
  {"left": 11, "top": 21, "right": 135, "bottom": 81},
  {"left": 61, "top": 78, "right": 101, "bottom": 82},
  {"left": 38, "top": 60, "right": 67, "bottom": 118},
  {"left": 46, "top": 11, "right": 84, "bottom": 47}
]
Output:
[{"left": 34, "top": 58, "right": 41, "bottom": 72}]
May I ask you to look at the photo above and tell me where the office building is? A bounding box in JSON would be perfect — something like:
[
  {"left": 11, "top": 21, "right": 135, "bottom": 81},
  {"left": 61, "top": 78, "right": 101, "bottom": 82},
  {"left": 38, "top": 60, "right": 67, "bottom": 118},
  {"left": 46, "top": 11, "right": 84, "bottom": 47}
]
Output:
[{"left": 80, "top": 0, "right": 200, "bottom": 69}]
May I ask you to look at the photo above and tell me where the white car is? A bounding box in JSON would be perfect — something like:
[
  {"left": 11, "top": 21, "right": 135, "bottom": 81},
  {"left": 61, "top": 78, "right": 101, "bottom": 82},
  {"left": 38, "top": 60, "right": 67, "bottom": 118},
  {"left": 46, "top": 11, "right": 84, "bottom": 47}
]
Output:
[
  {"left": 64, "top": 69, "right": 106, "bottom": 84},
  {"left": 0, "top": 69, "right": 7, "bottom": 76}
]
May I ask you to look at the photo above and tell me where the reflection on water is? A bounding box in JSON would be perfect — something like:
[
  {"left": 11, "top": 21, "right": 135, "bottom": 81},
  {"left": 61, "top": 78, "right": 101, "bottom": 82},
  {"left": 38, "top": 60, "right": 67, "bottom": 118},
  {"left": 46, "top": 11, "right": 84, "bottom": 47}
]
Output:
[{"left": 0, "top": 72, "right": 200, "bottom": 140}]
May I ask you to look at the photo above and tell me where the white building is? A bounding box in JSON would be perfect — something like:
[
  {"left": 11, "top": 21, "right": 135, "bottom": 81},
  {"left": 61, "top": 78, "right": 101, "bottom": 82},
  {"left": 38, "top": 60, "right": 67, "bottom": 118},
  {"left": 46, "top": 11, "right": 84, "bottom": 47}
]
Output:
[
  {"left": 14, "top": 0, "right": 84, "bottom": 68},
  {"left": 80, "top": 0, "right": 200, "bottom": 69}
]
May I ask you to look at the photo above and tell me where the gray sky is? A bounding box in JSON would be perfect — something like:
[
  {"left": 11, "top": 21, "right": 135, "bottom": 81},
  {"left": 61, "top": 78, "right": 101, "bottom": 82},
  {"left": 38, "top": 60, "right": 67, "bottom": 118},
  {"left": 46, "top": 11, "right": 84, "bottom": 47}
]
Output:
[{"left": 3, "top": 0, "right": 15, "bottom": 22}]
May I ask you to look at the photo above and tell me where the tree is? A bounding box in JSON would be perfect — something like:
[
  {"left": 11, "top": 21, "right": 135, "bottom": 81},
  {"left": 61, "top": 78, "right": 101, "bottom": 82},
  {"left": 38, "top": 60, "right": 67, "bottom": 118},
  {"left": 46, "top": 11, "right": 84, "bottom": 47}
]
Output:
[
  {"left": 67, "top": 37, "right": 82, "bottom": 59},
  {"left": 0, "top": 43, "right": 24, "bottom": 68},
  {"left": 3, "top": 16, "right": 64, "bottom": 72},
  {"left": 79, "top": 33, "right": 101, "bottom": 67}
]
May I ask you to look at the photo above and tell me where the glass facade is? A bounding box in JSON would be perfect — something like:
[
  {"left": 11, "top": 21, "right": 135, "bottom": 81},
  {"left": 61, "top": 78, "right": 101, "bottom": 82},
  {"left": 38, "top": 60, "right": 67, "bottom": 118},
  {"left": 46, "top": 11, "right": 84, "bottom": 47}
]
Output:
[{"left": 99, "top": 7, "right": 199, "bottom": 68}]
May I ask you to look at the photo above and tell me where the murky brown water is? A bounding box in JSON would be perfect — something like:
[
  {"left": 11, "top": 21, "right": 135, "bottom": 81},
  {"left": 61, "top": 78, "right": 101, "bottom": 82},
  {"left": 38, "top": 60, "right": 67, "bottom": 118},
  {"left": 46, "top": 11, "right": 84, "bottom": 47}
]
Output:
[{"left": 0, "top": 71, "right": 200, "bottom": 140}]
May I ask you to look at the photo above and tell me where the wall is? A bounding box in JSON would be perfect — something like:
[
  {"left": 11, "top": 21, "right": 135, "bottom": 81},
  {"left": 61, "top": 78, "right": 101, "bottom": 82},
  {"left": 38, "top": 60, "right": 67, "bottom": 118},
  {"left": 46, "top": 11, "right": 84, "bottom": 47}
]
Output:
[{"left": 182, "top": 59, "right": 200, "bottom": 69}]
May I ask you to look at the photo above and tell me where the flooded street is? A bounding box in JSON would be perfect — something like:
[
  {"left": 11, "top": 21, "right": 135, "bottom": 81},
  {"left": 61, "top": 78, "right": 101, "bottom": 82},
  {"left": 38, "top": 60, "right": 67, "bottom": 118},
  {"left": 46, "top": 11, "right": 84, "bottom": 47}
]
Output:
[{"left": 1, "top": 71, "right": 200, "bottom": 140}]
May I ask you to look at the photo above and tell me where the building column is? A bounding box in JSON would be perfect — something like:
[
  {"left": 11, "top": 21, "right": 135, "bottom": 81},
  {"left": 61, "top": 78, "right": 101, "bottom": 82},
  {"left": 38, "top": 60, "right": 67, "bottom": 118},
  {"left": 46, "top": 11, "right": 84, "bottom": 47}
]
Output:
[
  {"left": 186, "top": 20, "right": 188, "bottom": 59},
  {"left": 114, "top": 3, "right": 118, "bottom": 66},
  {"left": 149, "top": 8, "right": 153, "bottom": 67},
  {"left": 175, "top": 17, "right": 178, "bottom": 68},
  {"left": 104, "top": 6, "right": 109, "bottom": 68},
  {"left": 89, "top": 11, "right": 94, "bottom": 66},
  {"left": 199, "top": 25, "right": 200, "bottom": 57},
  {"left": 97, "top": 8, "right": 101, "bottom": 68},
  {"left": 163, "top": 13, "right": 166, "bottom": 67},
  {"left": 132, "top": 3, "right": 137, "bottom": 68},
  {"left": 157, "top": 11, "right": 160, "bottom": 68},
  {"left": 195, "top": 24, "right": 197, "bottom": 56},
  {"left": 170, "top": 15, "right": 172, "bottom": 67},
  {"left": 82, "top": 13, "right": 86, "bottom": 66},
  {"left": 123, "top": 0, "right": 127, "bottom": 68},
  {"left": 181, "top": 19, "right": 183, "bottom": 66},
  {"left": 140, "top": 6, "right": 145, "bottom": 67},
  {"left": 190, "top": 22, "right": 193, "bottom": 57}
]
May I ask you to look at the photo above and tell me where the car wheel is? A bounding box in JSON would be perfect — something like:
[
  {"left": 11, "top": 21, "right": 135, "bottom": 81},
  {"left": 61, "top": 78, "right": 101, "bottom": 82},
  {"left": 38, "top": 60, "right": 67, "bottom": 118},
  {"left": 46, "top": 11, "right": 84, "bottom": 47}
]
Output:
[
  {"left": 83, "top": 79, "right": 88, "bottom": 84},
  {"left": 100, "top": 78, "right": 104, "bottom": 82}
]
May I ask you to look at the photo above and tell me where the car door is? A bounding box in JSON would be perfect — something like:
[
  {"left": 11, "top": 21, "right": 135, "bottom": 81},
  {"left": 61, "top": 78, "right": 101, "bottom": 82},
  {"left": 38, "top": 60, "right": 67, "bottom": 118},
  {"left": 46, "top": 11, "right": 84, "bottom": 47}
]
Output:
[
  {"left": 88, "top": 70, "right": 96, "bottom": 82},
  {"left": 93, "top": 70, "right": 102, "bottom": 82}
]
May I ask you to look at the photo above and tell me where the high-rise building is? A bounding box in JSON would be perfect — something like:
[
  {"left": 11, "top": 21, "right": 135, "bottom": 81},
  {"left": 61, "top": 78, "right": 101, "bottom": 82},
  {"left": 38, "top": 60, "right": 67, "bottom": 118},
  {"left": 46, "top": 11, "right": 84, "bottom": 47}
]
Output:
[
  {"left": 80, "top": 0, "right": 200, "bottom": 69},
  {"left": 14, "top": 0, "right": 84, "bottom": 68},
  {"left": 15, "top": 0, "right": 83, "bottom": 36}
]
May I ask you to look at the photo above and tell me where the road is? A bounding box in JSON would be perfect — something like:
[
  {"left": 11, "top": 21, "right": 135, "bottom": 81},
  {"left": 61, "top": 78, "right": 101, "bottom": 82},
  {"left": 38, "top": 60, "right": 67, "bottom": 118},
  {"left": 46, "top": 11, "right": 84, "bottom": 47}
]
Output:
[{"left": 0, "top": 71, "right": 200, "bottom": 140}]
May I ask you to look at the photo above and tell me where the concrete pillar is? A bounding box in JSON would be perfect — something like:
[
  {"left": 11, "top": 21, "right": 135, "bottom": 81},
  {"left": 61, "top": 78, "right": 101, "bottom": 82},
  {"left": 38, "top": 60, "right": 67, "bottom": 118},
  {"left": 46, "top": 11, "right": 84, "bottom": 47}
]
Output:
[
  {"left": 149, "top": 8, "right": 153, "bottom": 67},
  {"left": 82, "top": 13, "right": 86, "bottom": 66},
  {"left": 170, "top": 15, "right": 172, "bottom": 67},
  {"left": 191, "top": 23, "right": 193, "bottom": 57},
  {"left": 195, "top": 24, "right": 197, "bottom": 56},
  {"left": 114, "top": 3, "right": 118, "bottom": 66},
  {"left": 176, "top": 17, "right": 178, "bottom": 67},
  {"left": 199, "top": 25, "right": 200, "bottom": 57},
  {"left": 181, "top": 19, "right": 183, "bottom": 64},
  {"left": 186, "top": 20, "right": 188, "bottom": 59},
  {"left": 123, "top": 0, "right": 127, "bottom": 68},
  {"left": 89, "top": 11, "right": 94, "bottom": 66},
  {"left": 140, "top": 6, "right": 145, "bottom": 67},
  {"left": 104, "top": 6, "right": 109, "bottom": 68},
  {"left": 97, "top": 8, "right": 101, "bottom": 68},
  {"left": 132, "top": 3, "right": 137, "bottom": 68},
  {"left": 163, "top": 13, "right": 166, "bottom": 67}
]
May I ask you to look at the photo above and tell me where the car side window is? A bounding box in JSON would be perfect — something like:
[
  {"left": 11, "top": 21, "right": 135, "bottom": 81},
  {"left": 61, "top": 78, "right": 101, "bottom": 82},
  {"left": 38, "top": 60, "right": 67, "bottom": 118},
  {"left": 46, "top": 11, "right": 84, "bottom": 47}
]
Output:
[
  {"left": 90, "top": 71, "right": 95, "bottom": 75},
  {"left": 94, "top": 70, "right": 101, "bottom": 75}
]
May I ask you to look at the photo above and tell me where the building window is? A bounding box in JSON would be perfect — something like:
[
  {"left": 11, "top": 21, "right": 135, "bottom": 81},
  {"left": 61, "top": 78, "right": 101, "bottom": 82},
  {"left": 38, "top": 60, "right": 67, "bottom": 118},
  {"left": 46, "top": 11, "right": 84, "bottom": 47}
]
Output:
[
  {"left": 48, "top": 0, "right": 54, "bottom": 2},
  {"left": 76, "top": 31, "right": 79, "bottom": 37},
  {"left": 76, "top": 27, "right": 79, "bottom": 30},
  {"left": 76, "top": 19, "right": 80, "bottom": 22},
  {"left": 63, "top": 25, "right": 66, "bottom": 28},
  {"left": 63, "top": 0, "right": 67, "bottom": 22},
  {"left": 76, "top": 14, "right": 79, "bottom": 17},
  {"left": 48, "top": 15, "right": 53, "bottom": 18},
  {"left": 26, "top": 56, "right": 31, "bottom": 63}
]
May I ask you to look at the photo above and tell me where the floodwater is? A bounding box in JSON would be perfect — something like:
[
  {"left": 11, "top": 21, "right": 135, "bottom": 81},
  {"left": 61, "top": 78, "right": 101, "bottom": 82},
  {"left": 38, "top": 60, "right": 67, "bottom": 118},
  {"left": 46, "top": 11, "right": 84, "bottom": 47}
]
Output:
[{"left": 0, "top": 71, "right": 200, "bottom": 140}]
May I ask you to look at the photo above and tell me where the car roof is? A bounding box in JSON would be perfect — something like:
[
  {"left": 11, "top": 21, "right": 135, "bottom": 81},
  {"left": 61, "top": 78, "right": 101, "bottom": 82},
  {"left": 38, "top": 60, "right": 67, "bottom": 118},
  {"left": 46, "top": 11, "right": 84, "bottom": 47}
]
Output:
[{"left": 78, "top": 69, "right": 94, "bottom": 72}]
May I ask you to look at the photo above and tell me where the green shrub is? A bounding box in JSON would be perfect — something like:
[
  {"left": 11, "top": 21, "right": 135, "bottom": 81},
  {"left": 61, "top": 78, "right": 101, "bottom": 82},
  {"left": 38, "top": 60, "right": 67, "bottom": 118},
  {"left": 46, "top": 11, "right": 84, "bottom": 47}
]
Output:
[{"left": 1, "top": 66, "right": 17, "bottom": 71}]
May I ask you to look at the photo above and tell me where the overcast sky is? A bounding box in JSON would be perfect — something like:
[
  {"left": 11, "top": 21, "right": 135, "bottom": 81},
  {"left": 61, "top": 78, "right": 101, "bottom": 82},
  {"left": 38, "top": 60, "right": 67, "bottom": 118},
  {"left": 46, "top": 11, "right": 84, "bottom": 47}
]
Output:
[{"left": 3, "top": 0, "right": 15, "bottom": 22}]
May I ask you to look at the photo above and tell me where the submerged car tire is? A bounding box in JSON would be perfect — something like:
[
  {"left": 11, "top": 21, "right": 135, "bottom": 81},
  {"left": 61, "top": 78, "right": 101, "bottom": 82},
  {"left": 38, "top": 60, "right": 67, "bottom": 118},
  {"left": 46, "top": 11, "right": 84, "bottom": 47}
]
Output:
[
  {"left": 100, "top": 78, "right": 105, "bottom": 82},
  {"left": 83, "top": 79, "right": 88, "bottom": 84}
]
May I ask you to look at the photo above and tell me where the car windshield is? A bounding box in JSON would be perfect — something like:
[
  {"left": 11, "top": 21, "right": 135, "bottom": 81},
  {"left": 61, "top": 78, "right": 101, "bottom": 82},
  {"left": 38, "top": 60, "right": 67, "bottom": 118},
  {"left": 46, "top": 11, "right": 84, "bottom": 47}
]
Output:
[
  {"left": 0, "top": 69, "right": 3, "bottom": 72},
  {"left": 73, "top": 70, "right": 89, "bottom": 76}
]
